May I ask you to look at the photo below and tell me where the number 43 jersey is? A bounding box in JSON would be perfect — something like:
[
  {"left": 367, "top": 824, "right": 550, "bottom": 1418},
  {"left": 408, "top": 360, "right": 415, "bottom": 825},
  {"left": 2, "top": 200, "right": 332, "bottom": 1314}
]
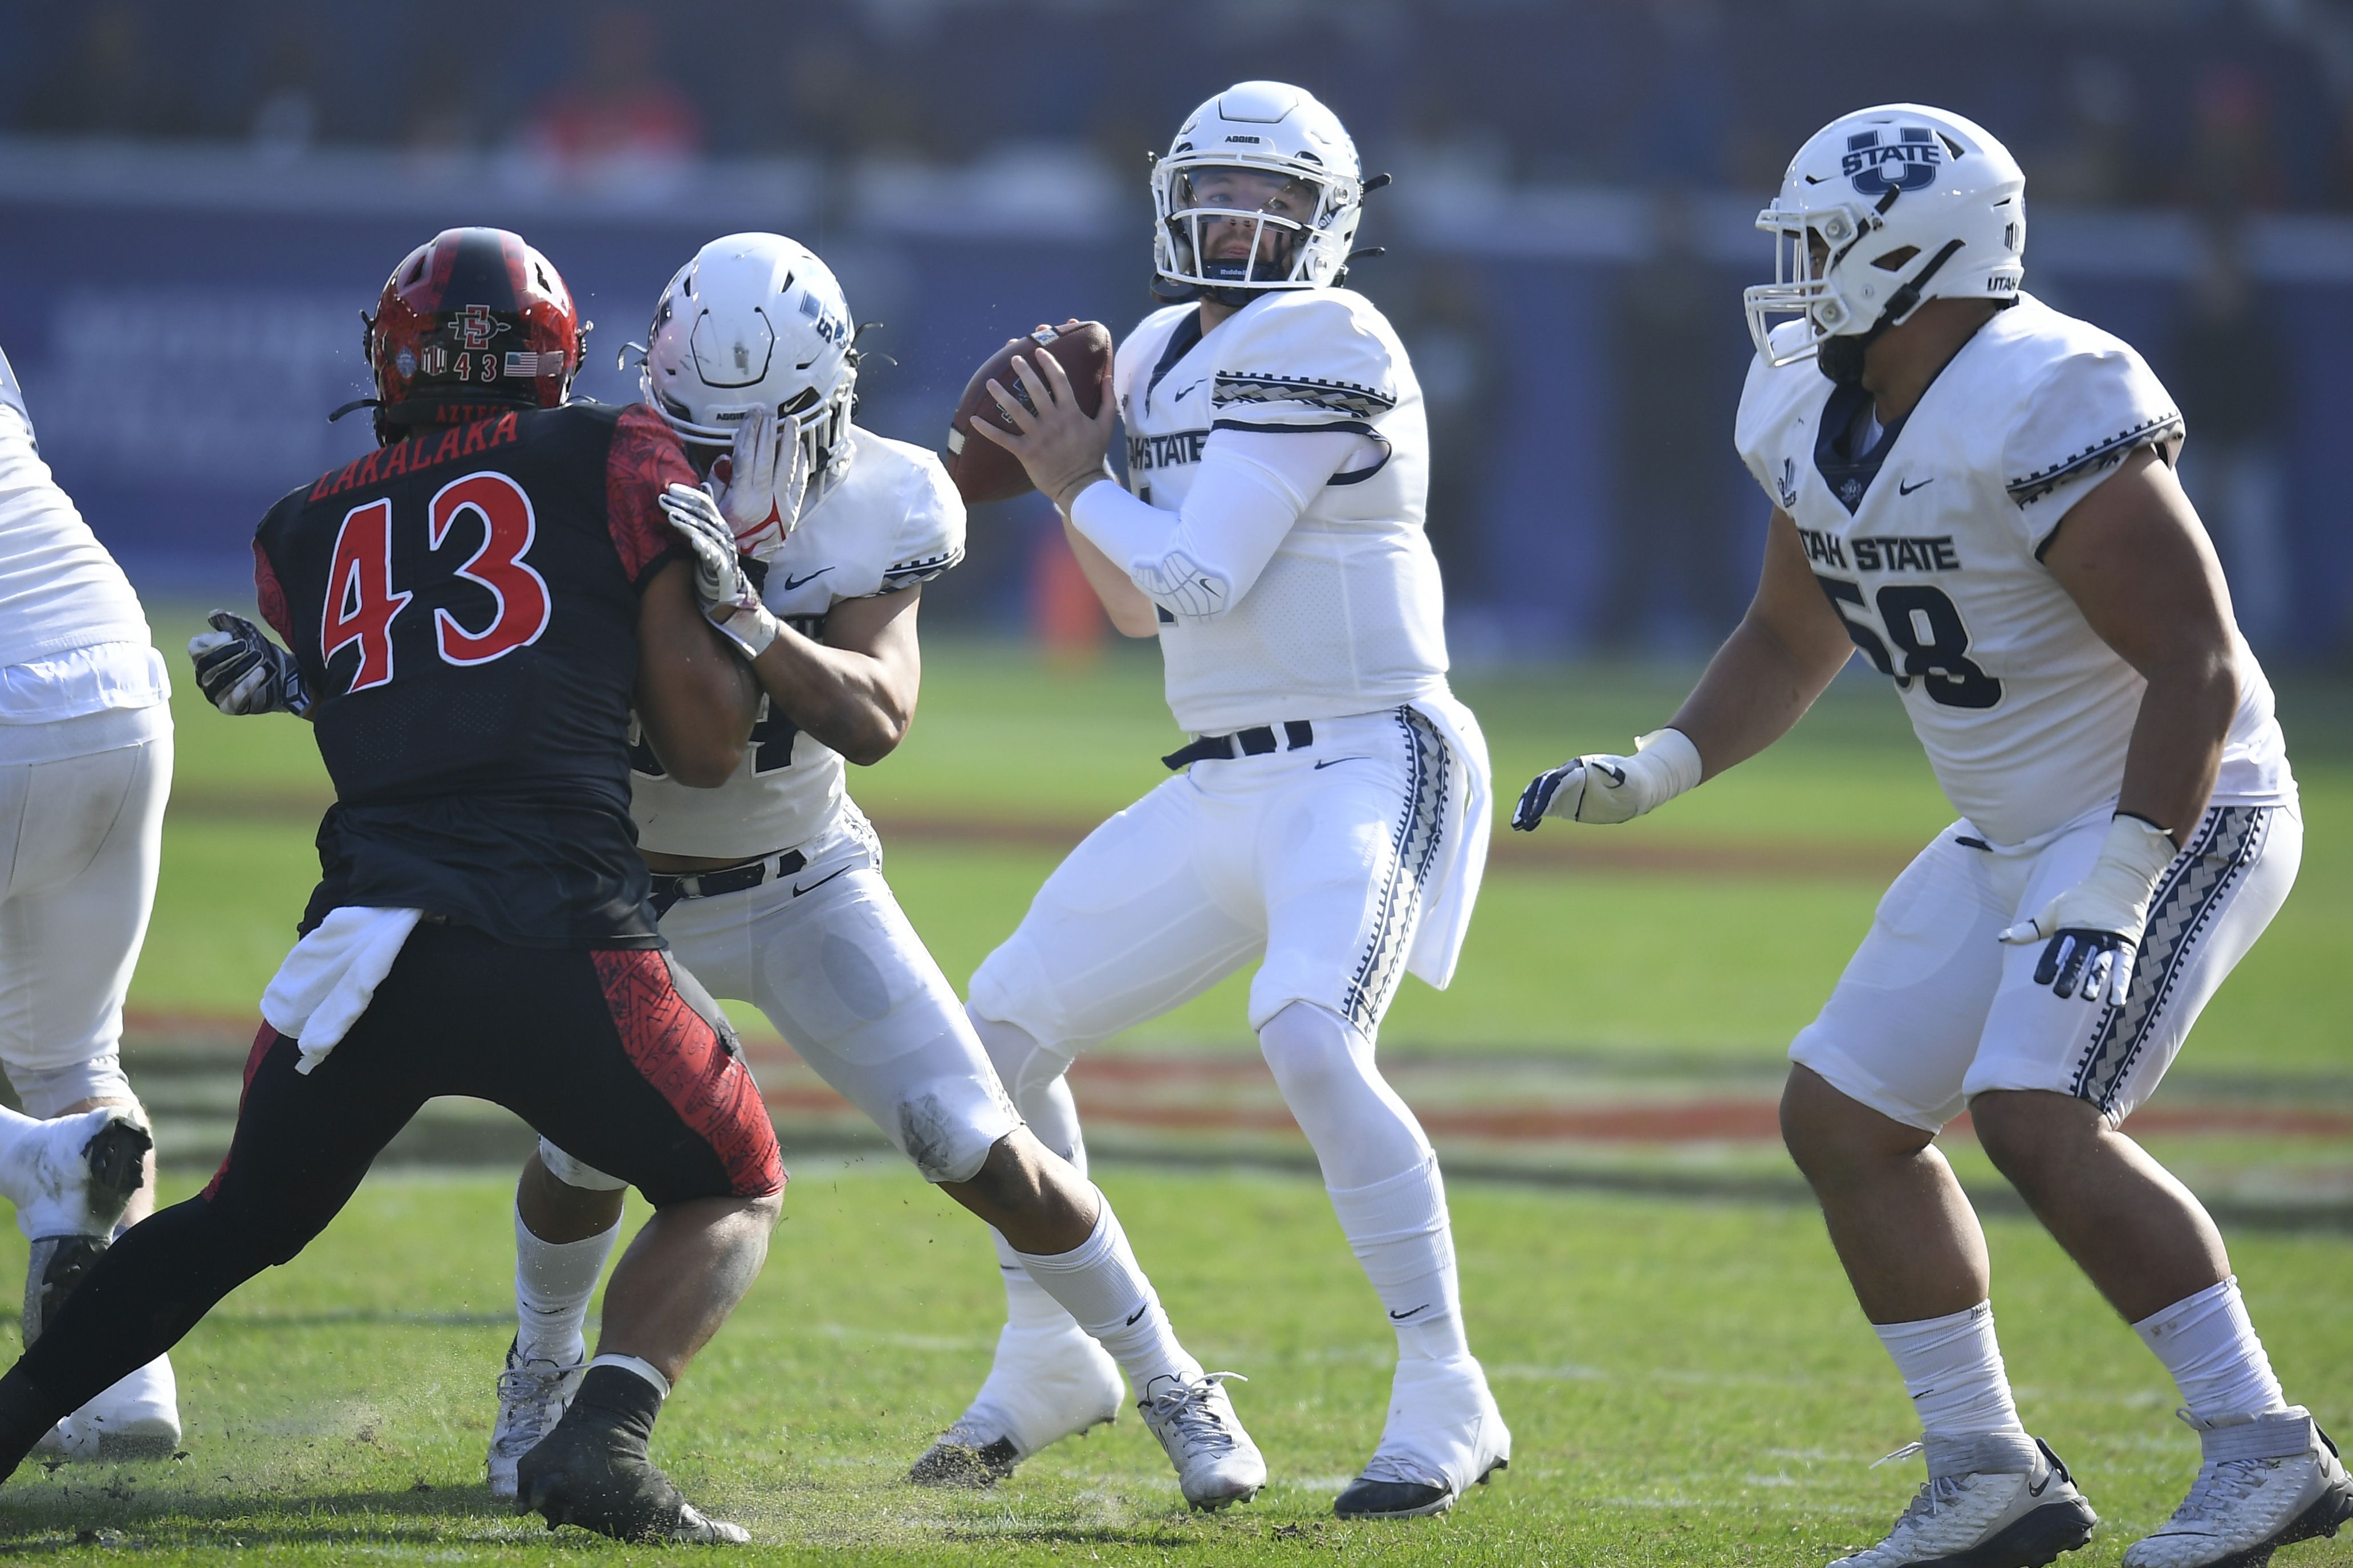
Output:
[
  {"left": 253, "top": 401, "right": 690, "bottom": 946},
  {"left": 627, "top": 427, "right": 965, "bottom": 860},
  {"left": 1735, "top": 294, "right": 2291, "bottom": 848}
]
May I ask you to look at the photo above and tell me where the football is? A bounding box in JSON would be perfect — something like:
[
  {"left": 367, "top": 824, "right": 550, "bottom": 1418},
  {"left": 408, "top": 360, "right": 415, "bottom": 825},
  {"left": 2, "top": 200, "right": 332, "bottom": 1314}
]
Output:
[{"left": 940, "top": 319, "right": 1113, "bottom": 505}]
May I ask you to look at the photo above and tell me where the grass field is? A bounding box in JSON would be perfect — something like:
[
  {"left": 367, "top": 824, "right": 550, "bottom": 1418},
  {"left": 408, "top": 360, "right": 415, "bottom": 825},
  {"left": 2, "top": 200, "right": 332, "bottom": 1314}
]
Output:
[{"left": 6, "top": 610, "right": 2345, "bottom": 1564}]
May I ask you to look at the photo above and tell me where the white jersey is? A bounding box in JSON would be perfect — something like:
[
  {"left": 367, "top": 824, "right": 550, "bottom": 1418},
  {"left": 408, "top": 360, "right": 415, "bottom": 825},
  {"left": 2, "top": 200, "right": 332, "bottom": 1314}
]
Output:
[
  {"left": 1114, "top": 288, "right": 1449, "bottom": 734},
  {"left": 629, "top": 426, "right": 964, "bottom": 858},
  {"left": 1735, "top": 295, "right": 2290, "bottom": 847}
]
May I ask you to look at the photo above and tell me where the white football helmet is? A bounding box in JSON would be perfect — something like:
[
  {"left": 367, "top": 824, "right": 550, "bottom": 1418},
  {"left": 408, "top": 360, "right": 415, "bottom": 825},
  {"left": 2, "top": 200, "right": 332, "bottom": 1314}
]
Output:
[
  {"left": 1744, "top": 104, "right": 2026, "bottom": 372},
  {"left": 639, "top": 232, "right": 858, "bottom": 518},
  {"left": 1153, "top": 81, "right": 1366, "bottom": 297}
]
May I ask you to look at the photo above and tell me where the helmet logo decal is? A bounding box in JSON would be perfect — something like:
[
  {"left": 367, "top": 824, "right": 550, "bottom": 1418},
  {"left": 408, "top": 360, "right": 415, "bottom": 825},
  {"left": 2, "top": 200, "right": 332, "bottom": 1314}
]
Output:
[
  {"left": 1843, "top": 127, "right": 1941, "bottom": 198},
  {"left": 450, "top": 303, "right": 510, "bottom": 350}
]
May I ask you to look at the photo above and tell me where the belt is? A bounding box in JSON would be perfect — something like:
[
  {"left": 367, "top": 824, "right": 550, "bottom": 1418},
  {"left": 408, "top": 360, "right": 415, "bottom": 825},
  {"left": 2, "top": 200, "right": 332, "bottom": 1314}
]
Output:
[
  {"left": 1162, "top": 720, "right": 1315, "bottom": 771},
  {"left": 648, "top": 848, "right": 807, "bottom": 917}
]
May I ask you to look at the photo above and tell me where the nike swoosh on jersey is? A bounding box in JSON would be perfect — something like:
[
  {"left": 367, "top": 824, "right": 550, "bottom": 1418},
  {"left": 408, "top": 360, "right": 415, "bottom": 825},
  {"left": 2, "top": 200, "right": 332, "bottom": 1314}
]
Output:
[
  {"left": 1898, "top": 477, "right": 1935, "bottom": 495},
  {"left": 1173, "top": 381, "right": 1202, "bottom": 402},
  {"left": 781, "top": 567, "right": 834, "bottom": 591}
]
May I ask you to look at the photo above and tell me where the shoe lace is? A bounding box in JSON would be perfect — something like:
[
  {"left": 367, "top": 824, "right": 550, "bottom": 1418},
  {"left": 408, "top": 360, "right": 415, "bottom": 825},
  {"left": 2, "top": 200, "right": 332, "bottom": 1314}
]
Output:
[
  {"left": 1868, "top": 1445, "right": 1969, "bottom": 1542},
  {"left": 1143, "top": 1371, "right": 1248, "bottom": 1459},
  {"left": 2169, "top": 1457, "right": 2270, "bottom": 1522},
  {"left": 494, "top": 1358, "right": 576, "bottom": 1447}
]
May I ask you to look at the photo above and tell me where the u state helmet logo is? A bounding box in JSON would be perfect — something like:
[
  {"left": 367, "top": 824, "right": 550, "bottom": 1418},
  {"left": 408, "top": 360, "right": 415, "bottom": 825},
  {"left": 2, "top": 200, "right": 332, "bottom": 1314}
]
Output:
[{"left": 1842, "top": 127, "right": 1941, "bottom": 198}]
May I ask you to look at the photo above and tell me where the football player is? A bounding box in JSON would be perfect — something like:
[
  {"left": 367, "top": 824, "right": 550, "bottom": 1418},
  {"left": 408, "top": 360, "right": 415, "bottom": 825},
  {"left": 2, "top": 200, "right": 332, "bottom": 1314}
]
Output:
[
  {"left": 476, "top": 233, "right": 1262, "bottom": 1512},
  {"left": 1514, "top": 106, "right": 2350, "bottom": 1568},
  {"left": 939, "top": 82, "right": 1509, "bottom": 1520},
  {"left": 0, "top": 228, "right": 785, "bottom": 1543},
  {"left": 0, "top": 345, "right": 178, "bottom": 1458}
]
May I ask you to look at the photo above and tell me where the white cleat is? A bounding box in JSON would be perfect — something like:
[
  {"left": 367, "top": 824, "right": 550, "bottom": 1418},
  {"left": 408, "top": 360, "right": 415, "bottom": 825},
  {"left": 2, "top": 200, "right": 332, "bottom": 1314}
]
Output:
[
  {"left": 1334, "top": 1355, "right": 1512, "bottom": 1520},
  {"left": 1139, "top": 1371, "right": 1265, "bottom": 1511},
  {"left": 10, "top": 1107, "right": 152, "bottom": 1243},
  {"left": 2122, "top": 1408, "right": 2353, "bottom": 1568},
  {"left": 908, "top": 1321, "right": 1125, "bottom": 1488},
  {"left": 1829, "top": 1432, "right": 2096, "bottom": 1568},
  {"left": 487, "top": 1338, "right": 586, "bottom": 1501},
  {"left": 34, "top": 1356, "right": 180, "bottom": 1463}
]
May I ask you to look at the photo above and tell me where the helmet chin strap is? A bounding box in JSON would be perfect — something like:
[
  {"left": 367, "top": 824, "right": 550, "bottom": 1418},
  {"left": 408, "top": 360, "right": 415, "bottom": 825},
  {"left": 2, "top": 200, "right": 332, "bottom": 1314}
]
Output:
[{"left": 1813, "top": 237, "right": 1968, "bottom": 387}]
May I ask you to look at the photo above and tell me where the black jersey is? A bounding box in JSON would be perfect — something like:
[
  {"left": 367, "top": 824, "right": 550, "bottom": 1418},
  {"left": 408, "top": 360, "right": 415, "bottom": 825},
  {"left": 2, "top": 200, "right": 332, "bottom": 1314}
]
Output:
[{"left": 253, "top": 402, "right": 691, "bottom": 947}]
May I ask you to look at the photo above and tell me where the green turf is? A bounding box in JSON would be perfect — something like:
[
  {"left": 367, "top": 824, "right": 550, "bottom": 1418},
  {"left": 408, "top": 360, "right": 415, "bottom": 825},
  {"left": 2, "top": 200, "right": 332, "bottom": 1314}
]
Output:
[
  {"left": 146, "top": 614, "right": 2353, "bottom": 1073},
  {"left": 2, "top": 1167, "right": 2347, "bottom": 1565}
]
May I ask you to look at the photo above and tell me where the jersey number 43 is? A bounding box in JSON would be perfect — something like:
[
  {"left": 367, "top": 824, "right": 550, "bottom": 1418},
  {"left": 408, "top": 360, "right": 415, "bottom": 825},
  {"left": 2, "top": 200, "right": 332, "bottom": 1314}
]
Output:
[
  {"left": 1816, "top": 576, "right": 2003, "bottom": 710},
  {"left": 321, "top": 472, "right": 552, "bottom": 693}
]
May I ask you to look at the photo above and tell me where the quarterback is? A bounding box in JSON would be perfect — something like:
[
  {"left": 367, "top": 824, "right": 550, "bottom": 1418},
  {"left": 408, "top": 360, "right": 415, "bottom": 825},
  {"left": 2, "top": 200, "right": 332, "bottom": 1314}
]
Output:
[
  {"left": 945, "top": 81, "right": 1508, "bottom": 1520},
  {"left": 459, "top": 234, "right": 1262, "bottom": 1511},
  {"left": 0, "top": 346, "right": 178, "bottom": 1457},
  {"left": 1515, "top": 107, "right": 2350, "bottom": 1568}
]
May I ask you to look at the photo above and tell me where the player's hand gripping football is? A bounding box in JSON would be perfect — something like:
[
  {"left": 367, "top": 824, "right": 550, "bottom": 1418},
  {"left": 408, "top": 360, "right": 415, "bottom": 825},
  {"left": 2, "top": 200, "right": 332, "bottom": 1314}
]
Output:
[
  {"left": 1998, "top": 813, "right": 2180, "bottom": 1005},
  {"left": 1511, "top": 728, "right": 1703, "bottom": 831},
  {"left": 968, "top": 325, "right": 1117, "bottom": 514},
  {"left": 659, "top": 483, "right": 782, "bottom": 661},
  {"left": 188, "top": 609, "right": 311, "bottom": 718},
  {"left": 710, "top": 403, "right": 810, "bottom": 561}
]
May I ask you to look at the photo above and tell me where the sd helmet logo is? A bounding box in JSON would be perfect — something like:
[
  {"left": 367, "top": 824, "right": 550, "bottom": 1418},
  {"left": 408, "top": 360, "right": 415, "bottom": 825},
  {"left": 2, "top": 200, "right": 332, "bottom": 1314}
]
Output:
[
  {"left": 1842, "top": 127, "right": 1941, "bottom": 198},
  {"left": 450, "top": 303, "right": 511, "bottom": 351}
]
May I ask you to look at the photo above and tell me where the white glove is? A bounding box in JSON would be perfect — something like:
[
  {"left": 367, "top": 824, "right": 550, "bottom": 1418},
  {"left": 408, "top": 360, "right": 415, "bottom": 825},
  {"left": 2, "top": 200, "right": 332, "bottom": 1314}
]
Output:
[
  {"left": 658, "top": 482, "right": 781, "bottom": 661},
  {"left": 1999, "top": 813, "right": 2179, "bottom": 1005},
  {"left": 711, "top": 404, "right": 809, "bottom": 562},
  {"left": 1511, "top": 728, "right": 1703, "bottom": 830},
  {"left": 188, "top": 609, "right": 310, "bottom": 717}
]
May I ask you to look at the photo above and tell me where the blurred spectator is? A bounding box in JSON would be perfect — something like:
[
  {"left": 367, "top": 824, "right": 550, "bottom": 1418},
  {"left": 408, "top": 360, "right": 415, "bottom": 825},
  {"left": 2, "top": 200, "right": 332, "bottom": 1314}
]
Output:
[
  {"left": 518, "top": 6, "right": 702, "bottom": 196},
  {"left": 1602, "top": 192, "right": 1745, "bottom": 651},
  {"left": 247, "top": 29, "right": 318, "bottom": 160},
  {"left": 403, "top": 55, "right": 481, "bottom": 158},
  {"left": 2034, "top": 58, "right": 2144, "bottom": 207},
  {"left": 2180, "top": 64, "right": 2287, "bottom": 215},
  {"left": 18, "top": 1, "right": 192, "bottom": 140},
  {"left": 2173, "top": 222, "right": 2291, "bottom": 650}
]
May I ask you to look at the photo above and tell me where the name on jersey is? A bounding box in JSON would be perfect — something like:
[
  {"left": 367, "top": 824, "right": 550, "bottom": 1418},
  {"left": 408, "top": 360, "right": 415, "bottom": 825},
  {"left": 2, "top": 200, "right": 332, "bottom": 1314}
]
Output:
[
  {"left": 308, "top": 411, "right": 521, "bottom": 501},
  {"left": 1799, "top": 527, "right": 1961, "bottom": 572},
  {"left": 1127, "top": 429, "right": 1210, "bottom": 473}
]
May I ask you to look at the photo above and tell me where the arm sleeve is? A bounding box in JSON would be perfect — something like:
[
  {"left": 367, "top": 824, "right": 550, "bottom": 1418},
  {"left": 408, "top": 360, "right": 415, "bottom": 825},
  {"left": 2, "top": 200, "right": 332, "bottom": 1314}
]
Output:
[
  {"left": 251, "top": 535, "right": 295, "bottom": 646},
  {"left": 872, "top": 453, "right": 968, "bottom": 594},
  {"left": 2003, "top": 344, "right": 2184, "bottom": 556},
  {"left": 604, "top": 404, "right": 698, "bottom": 590},
  {"left": 1068, "top": 426, "right": 1361, "bottom": 622}
]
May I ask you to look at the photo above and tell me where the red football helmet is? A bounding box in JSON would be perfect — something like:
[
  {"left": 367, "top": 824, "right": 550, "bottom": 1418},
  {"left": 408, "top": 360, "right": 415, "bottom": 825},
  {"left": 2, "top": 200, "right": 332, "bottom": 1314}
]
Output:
[{"left": 361, "top": 227, "right": 586, "bottom": 443}]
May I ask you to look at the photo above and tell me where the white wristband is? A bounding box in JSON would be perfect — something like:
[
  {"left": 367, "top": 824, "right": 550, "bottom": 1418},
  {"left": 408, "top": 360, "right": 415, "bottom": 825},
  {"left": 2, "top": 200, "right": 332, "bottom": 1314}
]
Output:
[
  {"left": 1629, "top": 727, "right": 1704, "bottom": 808},
  {"left": 709, "top": 604, "right": 781, "bottom": 662}
]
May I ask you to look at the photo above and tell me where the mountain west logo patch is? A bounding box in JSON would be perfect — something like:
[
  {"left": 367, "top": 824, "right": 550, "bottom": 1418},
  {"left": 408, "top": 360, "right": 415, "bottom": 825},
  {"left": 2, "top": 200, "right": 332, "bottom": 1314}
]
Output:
[{"left": 1844, "top": 127, "right": 1941, "bottom": 198}]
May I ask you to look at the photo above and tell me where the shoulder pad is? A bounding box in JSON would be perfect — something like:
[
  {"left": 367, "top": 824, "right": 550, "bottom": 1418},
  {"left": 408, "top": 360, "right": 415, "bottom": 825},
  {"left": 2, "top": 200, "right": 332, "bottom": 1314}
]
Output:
[
  {"left": 1209, "top": 290, "right": 1397, "bottom": 429},
  {"left": 860, "top": 431, "right": 968, "bottom": 592},
  {"left": 2000, "top": 310, "right": 2181, "bottom": 508}
]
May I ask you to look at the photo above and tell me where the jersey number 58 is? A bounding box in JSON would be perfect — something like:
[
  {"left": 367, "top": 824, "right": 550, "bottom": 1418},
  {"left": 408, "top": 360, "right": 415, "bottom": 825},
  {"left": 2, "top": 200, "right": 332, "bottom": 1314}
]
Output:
[{"left": 1816, "top": 576, "right": 2003, "bottom": 710}]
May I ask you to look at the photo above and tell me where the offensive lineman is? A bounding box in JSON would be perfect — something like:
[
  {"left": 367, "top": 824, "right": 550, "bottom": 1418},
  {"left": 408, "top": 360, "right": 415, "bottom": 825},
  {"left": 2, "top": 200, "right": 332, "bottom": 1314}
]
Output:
[
  {"left": 0, "top": 346, "right": 178, "bottom": 1457},
  {"left": 938, "top": 82, "right": 1509, "bottom": 1520},
  {"left": 3, "top": 228, "right": 785, "bottom": 1543},
  {"left": 1514, "top": 107, "right": 2351, "bottom": 1568},
  {"left": 469, "top": 234, "right": 1263, "bottom": 1510}
]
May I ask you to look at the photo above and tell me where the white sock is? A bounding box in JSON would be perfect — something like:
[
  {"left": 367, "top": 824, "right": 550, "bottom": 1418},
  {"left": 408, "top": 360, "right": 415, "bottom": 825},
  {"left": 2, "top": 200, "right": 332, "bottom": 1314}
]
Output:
[
  {"left": 1874, "top": 1302, "right": 2027, "bottom": 1439},
  {"left": 514, "top": 1204, "right": 619, "bottom": 1365},
  {"left": 1327, "top": 1156, "right": 1472, "bottom": 1365},
  {"left": 1014, "top": 1195, "right": 1200, "bottom": 1400},
  {"left": 2133, "top": 1276, "right": 2289, "bottom": 1423},
  {"left": 993, "top": 1228, "right": 1083, "bottom": 1334}
]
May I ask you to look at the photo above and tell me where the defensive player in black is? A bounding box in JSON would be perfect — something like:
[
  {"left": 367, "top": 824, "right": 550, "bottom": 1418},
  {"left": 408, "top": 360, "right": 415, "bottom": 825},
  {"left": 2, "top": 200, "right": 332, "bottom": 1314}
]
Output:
[{"left": 0, "top": 229, "right": 782, "bottom": 1544}]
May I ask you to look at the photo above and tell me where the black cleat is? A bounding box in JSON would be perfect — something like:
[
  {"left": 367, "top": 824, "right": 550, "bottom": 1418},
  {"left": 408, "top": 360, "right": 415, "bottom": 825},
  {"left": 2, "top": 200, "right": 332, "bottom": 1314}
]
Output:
[
  {"left": 517, "top": 1410, "right": 746, "bottom": 1544},
  {"left": 908, "top": 1433, "right": 1022, "bottom": 1489},
  {"left": 1335, "top": 1458, "right": 1506, "bottom": 1521},
  {"left": 22, "top": 1235, "right": 110, "bottom": 1348},
  {"left": 82, "top": 1119, "right": 151, "bottom": 1218}
]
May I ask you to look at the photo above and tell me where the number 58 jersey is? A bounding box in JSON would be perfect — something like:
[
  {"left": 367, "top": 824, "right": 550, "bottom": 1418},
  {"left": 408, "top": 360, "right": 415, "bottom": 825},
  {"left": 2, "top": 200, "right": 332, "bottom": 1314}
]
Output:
[{"left": 1734, "top": 295, "right": 2291, "bottom": 848}]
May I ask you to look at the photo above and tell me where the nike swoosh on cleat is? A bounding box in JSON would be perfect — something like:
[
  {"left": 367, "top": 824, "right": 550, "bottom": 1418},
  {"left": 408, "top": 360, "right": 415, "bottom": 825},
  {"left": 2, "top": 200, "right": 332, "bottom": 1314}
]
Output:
[
  {"left": 2027, "top": 1471, "right": 2050, "bottom": 1496},
  {"left": 1313, "top": 756, "right": 1372, "bottom": 770},
  {"left": 1899, "top": 478, "right": 1934, "bottom": 495},
  {"left": 1388, "top": 1305, "right": 1428, "bottom": 1321},
  {"left": 791, "top": 866, "right": 854, "bottom": 898},
  {"left": 781, "top": 567, "right": 834, "bottom": 591}
]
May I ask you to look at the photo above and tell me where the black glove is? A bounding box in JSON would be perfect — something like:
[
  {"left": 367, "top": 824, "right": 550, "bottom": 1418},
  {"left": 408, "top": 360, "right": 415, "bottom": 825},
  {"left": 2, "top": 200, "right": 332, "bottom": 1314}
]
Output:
[{"left": 188, "top": 609, "right": 310, "bottom": 717}]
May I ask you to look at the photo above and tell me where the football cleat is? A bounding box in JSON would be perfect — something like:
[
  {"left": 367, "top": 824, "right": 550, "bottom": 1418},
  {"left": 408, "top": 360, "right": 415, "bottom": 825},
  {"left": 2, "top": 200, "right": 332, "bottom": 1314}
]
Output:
[
  {"left": 1828, "top": 1432, "right": 2096, "bottom": 1568},
  {"left": 908, "top": 1321, "right": 1124, "bottom": 1489},
  {"left": 1334, "top": 1355, "right": 1511, "bottom": 1520},
  {"left": 9, "top": 1108, "right": 151, "bottom": 1249},
  {"left": 487, "top": 1338, "right": 586, "bottom": 1501},
  {"left": 517, "top": 1405, "right": 746, "bottom": 1545},
  {"left": 2122, "top": 1408, "right": 2353, "bottom": 1568},
  {"left": 34, "top": 1357, "right": 180, "bottom": 1463},
  {"left": 1139, "top": 1371, "right": 1265, "bottom": 1511}
]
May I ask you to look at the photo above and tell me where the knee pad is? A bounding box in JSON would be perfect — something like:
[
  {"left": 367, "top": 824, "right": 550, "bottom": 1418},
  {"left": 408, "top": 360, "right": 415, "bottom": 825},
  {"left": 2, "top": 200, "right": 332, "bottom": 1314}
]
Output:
[
  {"left": 1257, "top": 1002, "right": 1370, "bottom": 1103},
  {"left": 11, "top": 1054, "right": 137, "bottom": 1121},
  {"left": 538, "top": 1138, "right": 628, "bottom": 1194}
]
